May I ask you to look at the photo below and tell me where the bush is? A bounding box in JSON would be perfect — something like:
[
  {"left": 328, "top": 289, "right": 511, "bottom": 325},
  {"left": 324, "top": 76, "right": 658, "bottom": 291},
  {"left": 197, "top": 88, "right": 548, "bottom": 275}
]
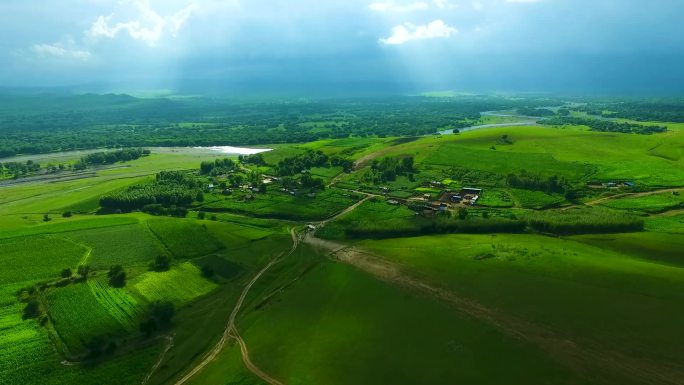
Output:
[
  {"left": 153, "top": 255, "right": 171, "bottom": 272},
  {"left": 22, "top": 300, "right": 41, "bottom": 319},
  {"left": 62, "top": 211, "right": 73, "bottom": 218},
  {"left": 201, "top": 265, "right": 214, "bottom": 278},
  {"left": 108, "top": 265, "right": 126, "bottom": 288}
]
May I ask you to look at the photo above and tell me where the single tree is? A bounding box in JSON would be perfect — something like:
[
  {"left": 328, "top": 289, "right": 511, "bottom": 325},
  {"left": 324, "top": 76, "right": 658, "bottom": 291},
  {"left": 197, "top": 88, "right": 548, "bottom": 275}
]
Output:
[
  {"left": 108, "top": 265, "right": 126, "bottom": 288},
  {"left": 150, "top": 301, "right": 175, "bottom": 327},
  {"left": 22, "top": 300, "right": 41, "bottom": 319},
  {"left": 62, "top": 211, "right": 73, "bottom": 218},
  {"left": 60, "top": 268, "right": 72, "bottom": 278},
  {"left": 77, "top": 265, "right": 91, "bottom": 280},
  {"left": 201, "top": 265, "right": 215, "bottom": 278},
  {"left": 153, "top": 255, "right": 171, "bottom": 272}
]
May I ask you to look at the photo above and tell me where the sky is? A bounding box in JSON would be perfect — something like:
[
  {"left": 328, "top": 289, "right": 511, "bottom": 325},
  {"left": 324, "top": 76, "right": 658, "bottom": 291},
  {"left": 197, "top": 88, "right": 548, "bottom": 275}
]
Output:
[{"left": 1, "top": 0, "right": 683, "bottom": 95}]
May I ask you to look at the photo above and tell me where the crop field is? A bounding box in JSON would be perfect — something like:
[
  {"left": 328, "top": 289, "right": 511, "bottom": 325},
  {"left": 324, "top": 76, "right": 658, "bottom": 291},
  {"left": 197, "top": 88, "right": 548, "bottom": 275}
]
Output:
[
  {"left": 601, "top": 192, "right": 684, "bottom": 213},
  {"left": 66, "top": 223, "right": 165, "bottom": 268},
  {"left": 507, "top": 188, "right": 566, "bottom": 209},
  {"left": 477, "top": 188, "right": 514, "bottom": 207},
  {"left": 88, "top": 278, "right": 145, "bottom": 329},
  {"left": 0, "top": 237, "right": 86, "bottom": 284},
  {"left": 130, "top": 262, "right": 217, "bottom": 305},
  {"left": 44, "top": 282, "right": 129, "bottom": 352},
  {"left": 147, "top": 219, "right": 224, "bottom": 258},
  {"left": 0, "top": 216, "right": 139, "bottom": 239}
]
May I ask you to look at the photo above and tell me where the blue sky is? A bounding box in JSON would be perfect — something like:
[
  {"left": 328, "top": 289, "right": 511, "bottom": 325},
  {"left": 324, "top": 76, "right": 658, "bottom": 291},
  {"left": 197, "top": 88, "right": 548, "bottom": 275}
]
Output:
[{"left": 1, "top": 0, "right": 683, "bottom": 94}]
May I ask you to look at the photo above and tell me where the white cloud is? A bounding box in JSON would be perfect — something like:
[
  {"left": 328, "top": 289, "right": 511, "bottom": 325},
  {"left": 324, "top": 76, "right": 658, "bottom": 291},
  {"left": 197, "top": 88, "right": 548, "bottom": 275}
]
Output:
[
  {"left": 88, "top": 0, "right": 199, "bottom": 46},
  {"left": 32, "top": 43, "right": 91, "bottom": 60},
  {"left": 380, "top": 19, "right": 457, "bottom": 45},
  {"left": 369, "top": 1, "right": 429, "bottom": 12},
  {"left": 433, "top": 0, "right": 457, "bottom": 9}
]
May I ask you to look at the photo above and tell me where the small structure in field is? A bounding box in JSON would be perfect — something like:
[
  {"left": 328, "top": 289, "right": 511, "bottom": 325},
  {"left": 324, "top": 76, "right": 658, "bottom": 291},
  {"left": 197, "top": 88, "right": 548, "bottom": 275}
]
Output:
[{"left": 387, "top": 199, "right": 400, "bottom": 205}]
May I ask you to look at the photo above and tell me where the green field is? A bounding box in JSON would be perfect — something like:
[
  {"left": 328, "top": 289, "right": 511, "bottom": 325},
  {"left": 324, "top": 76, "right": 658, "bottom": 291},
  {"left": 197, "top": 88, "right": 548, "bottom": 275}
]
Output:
[
  {"left": 131, "top": 262, "right": 218, "bottom": 305},
  {"left": 238, "top": 257, "right": 580, "bottom": 385},
  {"left": 354, "top": 233, "right": 684, "bottom": 383},
  {"left": 147, "top": 219, "right": 224, "bottom": 258},
  {"left": 0, "top": 237, "right": 86, "bottom": 284},
  {"left": 66, "top": 223, "right": 166, "bottom": 268},
  {"left": 602, "top": 192, "right": 684, "bottom": 213},
  {"left": 45, "top": 282, "right": 131, "bottom": 352}
]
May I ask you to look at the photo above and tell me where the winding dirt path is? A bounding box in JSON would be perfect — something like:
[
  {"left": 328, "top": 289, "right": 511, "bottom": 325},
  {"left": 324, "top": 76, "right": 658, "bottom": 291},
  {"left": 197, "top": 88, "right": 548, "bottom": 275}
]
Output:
[
  {"left": 142, "top": 335, "right": 174, "bottom": 385},
  {"left": 171, "top": 230, "right": 298, "bottom": 385},
  {"left": 305, "top": 236, "right": 684, "bottom": 385}
]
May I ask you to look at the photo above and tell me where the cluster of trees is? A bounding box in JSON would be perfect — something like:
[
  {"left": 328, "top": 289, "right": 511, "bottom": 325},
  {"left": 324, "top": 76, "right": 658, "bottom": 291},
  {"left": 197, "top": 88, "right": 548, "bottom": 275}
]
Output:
[
  {"left": 240, "top": 154, "right": 266, "bottom": 166},
  {"left": 506, "top": 171, "right": 567, "bottom": 194},
  {"left": 139, "top": 301, "right": 175, "bottom": 336},
  {"left": 274, "top": 150, "right": 329, "bottom": 176},
  {"left": 79, "top": 148, "right": 149, "bottom": 167},
  {"left": 542, "top": 117, "right": 667, "bottom": 135},
  {"left": 200, "top": 158, "right": 238, "bottom": 175},
  {"left": 0, "top": 160, "right": 41, "bottom": 179},
  {"left": 364, "top": 156, "right": 415, "bottom": 184},
  {"left": 517, "top": 107, "right": 555, "bottom": 117},
  {"left": 100, "top": 171, "right": 202, "bottom": 213},
  {"left": 577, "top": 100, "right": 684, "bottom": 123}
]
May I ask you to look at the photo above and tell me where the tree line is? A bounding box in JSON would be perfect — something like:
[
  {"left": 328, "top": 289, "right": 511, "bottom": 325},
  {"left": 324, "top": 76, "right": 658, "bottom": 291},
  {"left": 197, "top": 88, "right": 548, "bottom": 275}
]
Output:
[{"left": 542, "top": 117, "right": 667, "bottom": 135}]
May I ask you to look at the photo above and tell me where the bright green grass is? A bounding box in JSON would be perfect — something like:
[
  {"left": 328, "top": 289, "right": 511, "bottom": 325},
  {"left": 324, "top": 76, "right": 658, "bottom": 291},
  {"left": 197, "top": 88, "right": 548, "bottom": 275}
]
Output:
[
  {"left": 66, "top": 223, "right": 165, "bottom": 268},
  {"left": 601, "top": 192, "right": 684, "bottom": 213},
  {"left": 0, "top": 237, "right": 86, "bottom": 284},
  {"left": 238, "top": 258, "right": 580, "bottom": 385},
  {"left": 130, "top": 262, "right": 217, "bottom": 306},
  {"left": 45, "top": 283, "right": 128, "bottom": 352},
  {"left": 147, "top": 218, "right": 223, "bottom": 258},
  {"left": 88, "top": 278, "right": 145, "bottom": 330},
  {"left": 358, "top": 234, "right": 684, "bottom": 372},
  {"left": 423, "top": 143, "right": 591, "bottom": 180}
]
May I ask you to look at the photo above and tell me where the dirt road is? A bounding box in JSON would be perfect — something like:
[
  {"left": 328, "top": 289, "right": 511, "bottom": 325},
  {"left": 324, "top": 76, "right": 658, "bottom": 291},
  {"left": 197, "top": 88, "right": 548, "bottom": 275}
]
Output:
[{"left": 170, "top": 230, "right": 298, "bottom": 385}]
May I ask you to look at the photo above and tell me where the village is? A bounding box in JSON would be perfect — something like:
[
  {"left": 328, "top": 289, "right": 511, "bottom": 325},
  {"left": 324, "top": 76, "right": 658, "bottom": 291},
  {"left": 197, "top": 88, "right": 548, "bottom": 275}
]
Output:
[{"left": 385, "top": 185, "right": 484, "bottom": 215}]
